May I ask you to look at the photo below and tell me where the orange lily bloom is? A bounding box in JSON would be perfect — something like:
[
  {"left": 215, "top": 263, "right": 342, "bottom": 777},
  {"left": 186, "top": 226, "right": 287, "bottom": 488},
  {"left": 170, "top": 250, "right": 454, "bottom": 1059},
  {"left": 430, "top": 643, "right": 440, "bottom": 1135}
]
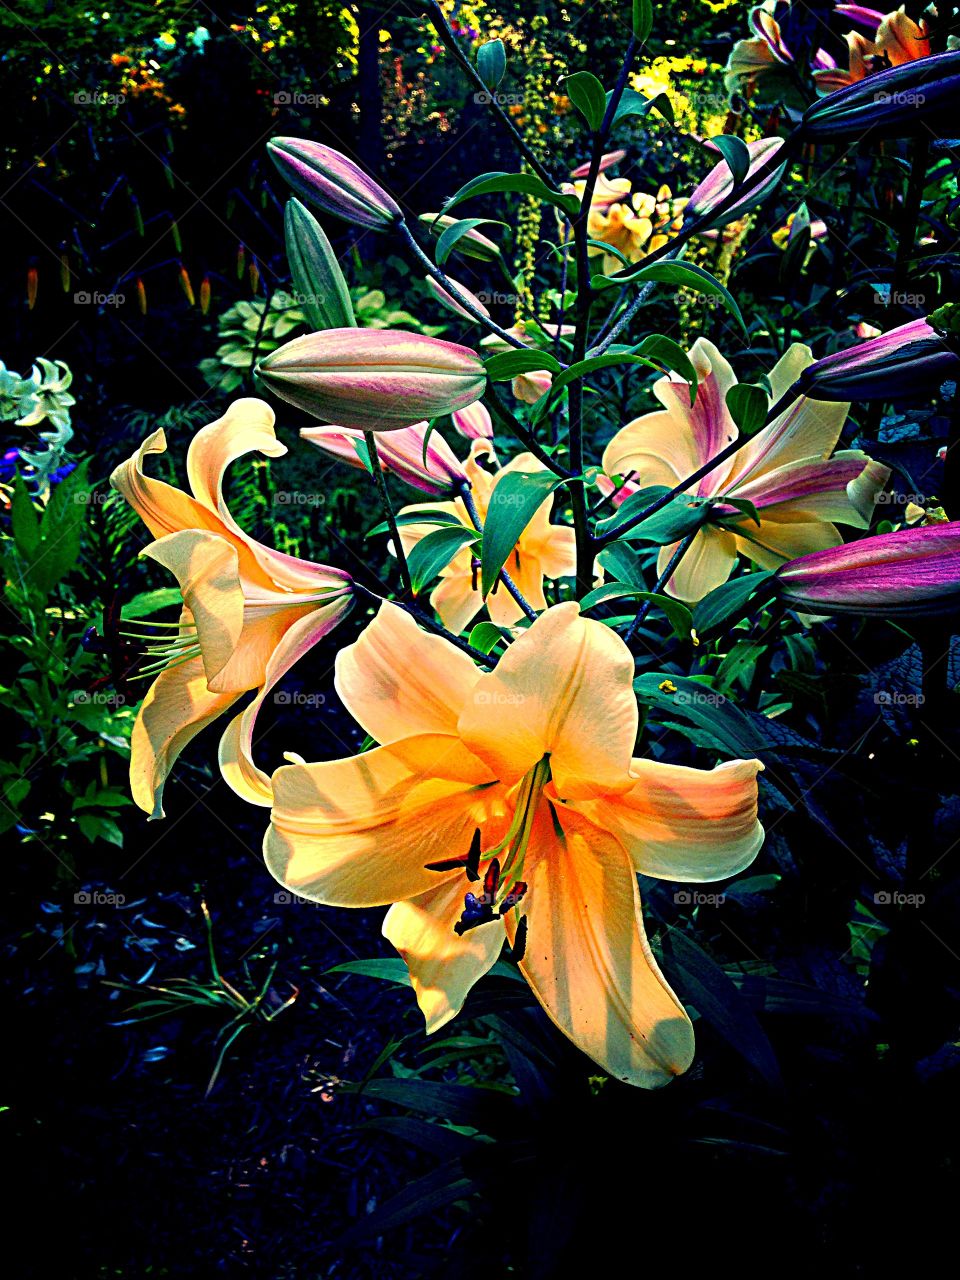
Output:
[
  {"left": 397, "top": 443, "right": 576, "bottom": 633},
  {"left": 602, "top": 339, "right": 890, "bottom": 602},
  {"left": 263, "top": 601, "right": 764, "bottom": 1086},
  {"left": 110, "top": 398, "right": 352, "bottom": 817}
]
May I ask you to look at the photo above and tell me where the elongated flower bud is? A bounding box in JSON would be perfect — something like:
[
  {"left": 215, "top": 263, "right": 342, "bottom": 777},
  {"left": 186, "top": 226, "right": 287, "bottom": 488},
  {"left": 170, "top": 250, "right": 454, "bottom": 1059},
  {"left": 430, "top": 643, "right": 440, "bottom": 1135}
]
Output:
[
  {"left": 285, "top": 198, "right": 356, "bottom": 331},
  {"left": 801, "top": 49, "right": 960, "bottom": 140},
  {"left": 425, "top": 275, "right": 490, "bottom": 323},
  {"left": 796, "top": 319, "right": 960, "bottom": 402},
  {"left": 686, "top": 137, "right": 787, "bottom": 231},
  {"left": 570, "top": 150, "right": 626, "bottom": 179},
  {"left": 776, "top": 523, "right": 960, "bottom": 616},
  {"left": 418, "top": 213, "right": 502, "bottom": 262},
  {"left": 451, "top": 401, "right": 494, "bottom": 440},
  {"left": 301, "top": 421, "right": 467, "bottom": 496},
  {"left": 257, "top": 328, "right": 486, "bottom": 429},
  {"left": 268, "top": 138, "right": 402, "bottom": 231}
]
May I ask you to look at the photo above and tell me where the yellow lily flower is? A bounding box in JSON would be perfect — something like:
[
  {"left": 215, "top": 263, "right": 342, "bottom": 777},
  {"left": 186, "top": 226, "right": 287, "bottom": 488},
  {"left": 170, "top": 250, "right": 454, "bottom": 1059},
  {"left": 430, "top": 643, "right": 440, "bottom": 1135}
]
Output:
[
  {"left": 602, "top": 339, "right": 890, "bottom": 602},
  {"left": 397, "top": 443, "right": 576, "bottom": 634},
  {"left": 110, "top": 398, "right": 352, "bottom": 817},
  {"left": 586, "top": 184, "right": 686, "bottom": 275},
  {"left": 263, "top": 601, "right": 764, "bottom": 1087}
]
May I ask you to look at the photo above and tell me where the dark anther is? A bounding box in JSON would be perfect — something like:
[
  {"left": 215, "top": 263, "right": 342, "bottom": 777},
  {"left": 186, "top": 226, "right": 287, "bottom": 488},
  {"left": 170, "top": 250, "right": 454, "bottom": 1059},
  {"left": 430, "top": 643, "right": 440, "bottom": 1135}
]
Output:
[
  {"left": 498, "top": 880, "right": 527, "bottom": 914},
  {"left": 466, "top": 829, "right": 482, "bottom": 881},
  {"left": 425, "top": 857, "right": 470, "bottom": 872},
  {"left": 509, "top": 915, "right": 528, "bottom": 963},
  {"left": 483, "top": 858, "right": 500, "bottom": 901}
]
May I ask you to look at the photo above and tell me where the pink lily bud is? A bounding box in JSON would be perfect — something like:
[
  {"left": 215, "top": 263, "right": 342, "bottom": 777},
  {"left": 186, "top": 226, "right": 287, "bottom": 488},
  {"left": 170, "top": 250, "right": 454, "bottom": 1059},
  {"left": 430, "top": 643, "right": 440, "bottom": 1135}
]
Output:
[
  {"left": 418, "top": 214, "right": 502, "bottom": 262},
  {"left": 451, "top": 401, "right": 494, "bottom": 440},
  {"left": 268, "top": 138, "right": 401, "bottom": 231},
  {"left": 797, "top": 319, "right": 960, "bottom": 402},
  {"left": 776, "top": 523, "right": 960, "bottom": 616},
  {"left": 301, "top": 421, "right": 467, "bottom": 497},
  {"left": 570, "top": 150, "right": 626, "bottom": 179},
  {"left": 686, "top": 137, "right": 787, "bottom": 231},
  {"left": 425, "top": 276, "right": 490, "bottom": 323},
  {"left": 257, "top": 328, "right": 487, "bottom": 429}
]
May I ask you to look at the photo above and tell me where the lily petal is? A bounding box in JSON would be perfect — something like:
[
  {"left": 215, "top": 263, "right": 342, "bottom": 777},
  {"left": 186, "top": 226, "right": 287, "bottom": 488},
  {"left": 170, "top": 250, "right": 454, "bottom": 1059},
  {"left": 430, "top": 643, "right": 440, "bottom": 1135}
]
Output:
[
  {"left": 458, "top": 603, "right": 637, "bottom": 797},
  {"left": 130, "top": 655, "right": 243, "bottom": 818},
  {"left": 659, "top": 527, "right": 738, "bottom": 602},
  {"left": 334, "top": 601, "right": 481, "bottom": 744},
  {"left": 728, "top": 455, "right": 889, "bottom": 526},
  {"left": 570, "top": 758, "right": 763, "bottom": 881},
  {"left": 508, "top": 805, "right": 694, "bottom": 1087},
  {"left": 264, "top": 736, "right": 504, "bottom": 908},
  {"left": 726, "top": 395, "right": 851, "bottom": 485},
  {"left": 384, "top": 879, "right": 506, "bottom": 1032}
]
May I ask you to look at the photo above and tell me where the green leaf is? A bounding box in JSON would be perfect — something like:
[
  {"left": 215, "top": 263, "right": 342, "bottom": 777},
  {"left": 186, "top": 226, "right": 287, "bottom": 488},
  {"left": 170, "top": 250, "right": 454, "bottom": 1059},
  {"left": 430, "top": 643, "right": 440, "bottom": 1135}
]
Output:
[
  {"left": 708, "top": 135, "right": 751, "bottom": 187},
  {"left": 715, "top": 640, "right": 768, "bottom": 695},
  {"left": 541, "top": 352, "right": 658, "bottom": 400},
  {"left": 32, "top": 460, "right": 93, "bottom": 596},
  {"left": 580, "top": 584, "right": 693, "bottom": 638},
  {"left": 596, "top": 539, "right": 647, "bottom": 587},
  {"left": 284, "top": 198, "right": 356, "bottom": 330},
  {"left": 367, "top": 508, "right": 463, "bottom": 536},
  {"left": 481, "top": 470, "right": 564, "bottom": 597},
  {"left": 725, "top": 383, "right": 768, "bottom": 436},
  {"left": 468, "top": 621, "right": 507, "bottom": 654},
  {"left": 119, "top": 588, "right": 184, "bottom": 621},
  {"left": 632, "top": 334, "right": 699, "bottom": 404},
  {"left": 632, "top": 0, "right": 654, "bottom": 41},
  {"left": 692, "top": 570, "right": 777, "bottom": 635},
  {"left": 563, "top": 71, "right": 607, "bottom": 131},
  {"left": 662, "top": 929, "right": 783, "bottom": 1090},
  {"left": 407, "top": 525, "right": 478, "bottom": 594},
  {"left": 476, "top": 38, "right": 506, "bottom": 90},
  {"left": 10, "top": 474, "right": 41, "bottom": 559},
  {"left": 435, "top": 216, "right": 506, "bottom": 266},
  {"left": 326, "top": 959, "right": 413, "bottom": 986},
  {"left": 609, "top": 87, "right": 673, "bottom": 126},
  {"left": 633, "top": 672, "right": 771, "bottom": 756},
  {"left": 597, "top": 491, "right": 710, "bottom": 545},
  {"left": 443, "top": 171, "right": 578, "bottom": 217},
  {"left": 483, "top": 348, "right": 562, "bottom": 380},
  {"left": 611, "top": 260, "right": 746, "bottom": 331},
  {"left": 717, "top": 497, "right": 762, "bottom": 530},
  {"left": 351, "top": 436, "right": 373, "bottom": 473}
]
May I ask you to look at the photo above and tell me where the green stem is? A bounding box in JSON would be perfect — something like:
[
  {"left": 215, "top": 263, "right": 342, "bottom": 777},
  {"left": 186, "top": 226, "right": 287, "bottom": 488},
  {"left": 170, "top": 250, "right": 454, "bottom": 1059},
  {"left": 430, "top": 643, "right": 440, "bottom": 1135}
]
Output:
[{"left": 363, "top": 431, "right": 410, "bottom": 592}]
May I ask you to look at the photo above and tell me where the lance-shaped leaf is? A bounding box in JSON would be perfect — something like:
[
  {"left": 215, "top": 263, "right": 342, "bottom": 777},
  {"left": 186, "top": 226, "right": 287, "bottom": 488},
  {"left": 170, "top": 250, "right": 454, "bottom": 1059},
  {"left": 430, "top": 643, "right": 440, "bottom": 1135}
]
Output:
[
  {"left": 725, "top": 382, "right": 768, "bottom": 436},
  {"left": 580, "top": 583, "right": 693, "bottom": 638},
  {"left": 563, "top": 71, "right": 607, "bottom": 131},
  {"left": 407, "top": 525, "right": 479, "bottom": 595},
  {"left": 435, "top": 216, "right": 507, "bottom": 266},
  {"left": 597, "top": 489, "right": 711, "bottom": 544},
  {"left": 692, "top": 571, "right": 778, "bottom": 636},
  {"left": 608, "top": 87, "right": 673, "bottom": 126},
  {"left": 443, "top": 171, "right": 579, "bottom": 218},
  {"left": 480, "top": 470, "right": 564, "bottom": 596},
  {"left": 599, "top": 260, "right": 746, "bottom": 331},
  {"left": 284, "top": 198, "right": 355, "bottom": 331},
  {"left": 484, "top": 348, "right": 563, "bottom": 381},
  {"left": 476, "top": 38, "right": 506, "bottom": 90}
]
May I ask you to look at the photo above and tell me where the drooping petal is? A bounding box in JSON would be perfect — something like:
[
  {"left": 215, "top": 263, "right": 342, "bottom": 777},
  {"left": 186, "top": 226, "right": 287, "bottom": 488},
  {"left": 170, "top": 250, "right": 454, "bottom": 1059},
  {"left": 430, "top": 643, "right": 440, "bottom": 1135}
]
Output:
[
  {"left": 569, "top": 758, "right": 763, "bottom": 882},
  {"left": 110, "top": 429, "right": 226, "bottom": 543},
  {"left": 507, "top": 805, "right": 694, "bottom": 1087},
  {"left": 725, "top": 394, "right": 851, "bottom": 485},
  {"left": 219, "top": 595, "right": 355, "bottom": 805},
  {"left": 130, "top": 656, "right": 243, "bottom": 819},
  {"left": 733, "top": 517, "right": 843, "bottom": 570},
  {"left": 142, "top": 530, "right": 245, "bottom": 689},
  {"left": 383, "top": 879, "right": 506, "bottom": 1033},
  {"left": 602, "top": 409, "right": 702, "bottom": 491},
  {"left": 430, "top": 570, "right": 483, "bottom": 635},
  {"left": 334, "top": 601, "right": 481, "bottom": 745},
  {"left": 458, "top": 603, "right": 637, "bottom": 797},
  {"left": 264, "top": 736, "right": 503, "bottom": 908},
  {"left": 727, "top": 454, "right": 889, "bottom": 527},
  {"left": 766, "top": 342, "right": 814, "bottom": 406},
  {"left": 186, "top": 398, "right": 285, "bottom": 525},
  {"left": 659, "top": 527, "right": 738, "bottom": 602}
]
